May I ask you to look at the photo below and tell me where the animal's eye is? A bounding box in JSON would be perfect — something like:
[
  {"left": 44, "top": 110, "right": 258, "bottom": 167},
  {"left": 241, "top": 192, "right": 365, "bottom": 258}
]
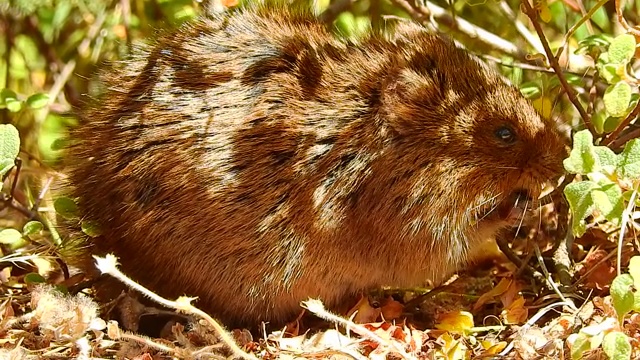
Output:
[{"left": 495, "top": 126, "right": 516, "bottom": 144}]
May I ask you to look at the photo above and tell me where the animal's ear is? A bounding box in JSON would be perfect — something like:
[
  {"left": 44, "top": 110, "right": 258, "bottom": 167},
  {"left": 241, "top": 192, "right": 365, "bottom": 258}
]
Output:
[{"left": 379, "top": 67, "right": 447, "bottom": 135}]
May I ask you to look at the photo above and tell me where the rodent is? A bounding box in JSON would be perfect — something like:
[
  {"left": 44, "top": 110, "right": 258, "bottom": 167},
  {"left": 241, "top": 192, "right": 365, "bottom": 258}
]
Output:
[{"left": 64, "top": 3, "right": 567, "bottom": 329}]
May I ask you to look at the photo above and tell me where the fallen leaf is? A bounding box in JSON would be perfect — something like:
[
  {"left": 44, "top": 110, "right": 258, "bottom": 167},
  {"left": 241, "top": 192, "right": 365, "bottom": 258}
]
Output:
[
  {"left": 501, "top": 296, "right": 528, "bottom": 324},
  {"left": 434, "top": 311, "right": 474, "bottom": 334},
  {"left": 347, "top": 296, "right": 381, "bottom": 324},
  {"left": 474, "top": 277, "right": 511, "bottom": 310}
]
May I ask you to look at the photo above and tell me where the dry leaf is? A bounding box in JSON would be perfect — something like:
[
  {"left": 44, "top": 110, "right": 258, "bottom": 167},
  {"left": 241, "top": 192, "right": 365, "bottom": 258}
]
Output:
[
  {"left": 501, "top": 296, "right": 528, "bottom": 325},
  {"left": 434, "top": 311, "right": 474, "bottom": 334},
  {"left": 474, "top": 277, "right": 511, "bottom": 310},
  {"left": 347, "top": 296, "right": 381, "bottom": 324}
]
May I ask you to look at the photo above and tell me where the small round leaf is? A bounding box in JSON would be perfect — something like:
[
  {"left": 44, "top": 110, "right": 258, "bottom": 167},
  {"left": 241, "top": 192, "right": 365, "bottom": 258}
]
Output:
[
  {"left": 611, "top": 274, "right": 634, "bottom": 321},
  {"left": 54, "top": 197, "right": 79, "bottom": 219},
  {"left": 604, "top": 82, "right": 632, "bottom": 118},
  {"left": 0, "top": 124, "right": 20, "bottom": 176},
  {"left": 5, "top": 99, "right": 22, "bottom": 112},
  {"left": 608, "top": 33, "right": 637, "bottom": 64},
  {"left": 24, "top": 272, "right": 46, "bottom": 285},
  {"left": 81, "top": 220, "right": 102, "bottom": 237},
  {"left": 23, "top": 221, "right": 44, "bottom": 236},
  {"left": 602, "top": 331, "right": 631, "bottom": 360},
  {"left": 26, "top": 93, "right": 50, "bottom": 109},
  {"left": 0, "top": 229, "right": 23, "bottom": 245}
]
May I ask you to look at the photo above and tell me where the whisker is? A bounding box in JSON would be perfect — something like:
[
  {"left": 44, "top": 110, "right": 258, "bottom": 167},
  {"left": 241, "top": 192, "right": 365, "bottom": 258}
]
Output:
[
  {"left": 477, "top": 203, "right": 500, "bottom": 222},
  {"left": 472, "top": 193, "right": 502, "bottom": 211},
  {"left": 513, "top": 198, "right": 529, "bottom": 241}
]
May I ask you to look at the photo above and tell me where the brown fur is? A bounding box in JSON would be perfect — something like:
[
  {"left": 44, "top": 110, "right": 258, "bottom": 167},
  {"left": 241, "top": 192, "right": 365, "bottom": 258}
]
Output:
[{"left": 65, "top": 4, "right": 566, "bottom": 328}]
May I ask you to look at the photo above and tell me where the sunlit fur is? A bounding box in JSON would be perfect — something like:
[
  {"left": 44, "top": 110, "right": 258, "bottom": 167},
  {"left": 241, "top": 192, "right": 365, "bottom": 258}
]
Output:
[{"left": 65, "top": 3, "right": 567, "bottom": 328}]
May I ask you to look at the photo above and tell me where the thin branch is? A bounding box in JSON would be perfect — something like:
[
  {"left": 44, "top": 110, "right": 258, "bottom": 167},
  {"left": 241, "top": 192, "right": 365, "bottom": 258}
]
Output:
[
  {"left": 481, "top": 54, "right": 596, "bottom": 78},
  {"left": 615, "top": 0, "right": 640, "bottom": 36},
  {"left": 390, "top": 0, "right": 529, "bottom": 61},
  {"left": 601, "top": 100, "right": 640, "bottom": 146},
  {"left": 610, "top": 125, "right": 640, "bottom": 149},
  {"left": 520, "top": 0, "right": 593, "bottom": 134},
  {"left": 498, "top": 1, "right": 544, "bottom": 54},
  {"left": 554, "top": 0, "right": 608, "bottom": 60}
]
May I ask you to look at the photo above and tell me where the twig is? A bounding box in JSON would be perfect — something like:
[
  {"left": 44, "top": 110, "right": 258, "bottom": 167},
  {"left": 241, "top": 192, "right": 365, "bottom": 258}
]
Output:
[
  {"left": 617, "top": 187, "right": 638, "bottom": 275},
  {"left": 615, "top": 0, "right": 640, "bottom": 36},
  {"left": 94, "top": 254, "right": 257, "bottom": 360},
  {"left": 601, "top": 100, "right": 640, "bottom": 146},
  {"left": 554, "top": 0, "right": 608, "bottom": 60},
  {"left": 390, "top": 0, "right": 528, "bottom": 61},
  {"left": 302, "top": 299, "right": 414, "bottom": 359},
  {"left": 106, "top": 321, "right": 179, "bottom": 354},
  {"left": 575, "top": 0, "right": 595, "bottom": 33},
  {"left": 120, "top": 0, "right": 132, "bottom": 49},
  {"left": 587, "top": 71, "right": 599, "bottom": 116},
  {"left": 0, "top": 159, "right": 43, "bottom": 221},
  {"left": 610, "top": 126, "right": 640, "bottom": 149},
  {"left": 549, "top": 188, "right": 573, "bottom": 288},
  {"left": 520, "top": 0, "right": 593, "bottom": 133},
  {"left": 482, "top": 54, "right": 596, "bottom": 77},
  {"left": 31, "top": 176, "right": 53, "bottom": 213},
  {"left": 499, "top": 301, "right": 576, "bottom": 356},
  {"left": 498, "top": 1, "right": 543, "bottom": 54},
  {"left": 534, "top": 243, "right": 577, "bottom": 311}
]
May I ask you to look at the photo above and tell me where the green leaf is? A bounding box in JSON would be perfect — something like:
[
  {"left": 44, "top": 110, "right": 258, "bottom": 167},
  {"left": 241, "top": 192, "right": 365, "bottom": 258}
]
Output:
[
  {"left": 604, "top": 82, "right": 632, "bottom": 118},
  {"left": 594, "top": 146, "right": 619, "bottom": 173},
  {"left": 608, "top": 33, "right": 637, "bottom": 64},
  {"left": 592, "top": 112, "right": 607, "bottom": 134},
  {"left": 24, "top": 272, "right": 46, "bottom": 285},
  {"left": 564, "top": 181, "right": 598, "bottom": 236},
  {"left": 5, "top": 99, "right": 22, "bottom": 113},
  {"left": 520, "top": 82, "right": 541, "bottom": 99},
  {"left": 629, "top": 256, "right": 640, "bottom": 311},
  {"left": 592, "top": 189, "right": 613, "bottom": 215},
  {"left": 26, "top": 93, "right": 50, "bottom": 109},
  {"left": 0, "top": 124, "right": 21, "bottom": 176},
  {"left": 604, "top": 116, "right": 623, "bottom": 133},
  {"left": 597, "top": 182, "right": 624, "bottom": 225},
  {"left": 600, "top": 63, "right": 620, "bottom": 84},
  {"left": 618, "top": 139, "right": 640, "bottom": 179},
  {"left": 0, "top": 88, "right": 17, "bottom": 105},
  {"left": 564, "top": 130, "right": 598, "bottom": 174},
  {"left": 50, "top": 138, "right": 68, "bottom": 151},
  {"left": 629, "top": 256, "right": 640, "bottom": 286},
  {"left": 81, "top": 220, "right": 102, "bottom": 237},
  {"left": 576, "top": 34, "right": 611, "bottom": 55},
  {"left": 611, "top": 274, "right": 635, "bottom": 322},
  {"left": 23, "top": 221, "right": 43, "bottom": 236},
  {"left": 602, "top": 331, "right": 631, "bottom": 360},
  {"left": 0, "top": 229, "right": 23, "bottom": 245},
  {"left": 53, "top": 197, "right": 79, "bottom": 220},
  {"left": 570, "top": 333, "right": 591, "bottom": 360}
]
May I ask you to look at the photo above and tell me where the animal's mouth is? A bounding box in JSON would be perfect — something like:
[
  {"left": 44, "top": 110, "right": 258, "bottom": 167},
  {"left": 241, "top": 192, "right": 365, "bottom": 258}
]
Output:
[{"left": 496, "top": 189, "right": 534, "bottom": 224}]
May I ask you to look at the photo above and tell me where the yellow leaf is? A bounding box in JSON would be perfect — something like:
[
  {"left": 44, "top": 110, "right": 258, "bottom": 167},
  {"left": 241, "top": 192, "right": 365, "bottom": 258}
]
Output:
[
  {"left": 474, "top": 277, "right": 511, "bottom": 310},
  {"left": 532, "top": 97, "right": 553, "bottom": 119},
  {"left": 435, "top": 310, "right": 475, "bottom": 334},
  {"left": 502, "top": 295, "right": 528, "bottom": 324}
]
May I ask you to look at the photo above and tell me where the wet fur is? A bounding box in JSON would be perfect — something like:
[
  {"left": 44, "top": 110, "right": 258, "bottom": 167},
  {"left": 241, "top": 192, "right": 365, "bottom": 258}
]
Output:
[{"left": 65, "top": 4, "right": 566, "bottom": 327}]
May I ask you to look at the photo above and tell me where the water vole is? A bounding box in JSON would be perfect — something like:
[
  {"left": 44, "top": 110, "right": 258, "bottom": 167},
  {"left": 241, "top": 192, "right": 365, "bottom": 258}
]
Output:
[{"left": 65, "top": 3, "right": 567, "bottom": 328}]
